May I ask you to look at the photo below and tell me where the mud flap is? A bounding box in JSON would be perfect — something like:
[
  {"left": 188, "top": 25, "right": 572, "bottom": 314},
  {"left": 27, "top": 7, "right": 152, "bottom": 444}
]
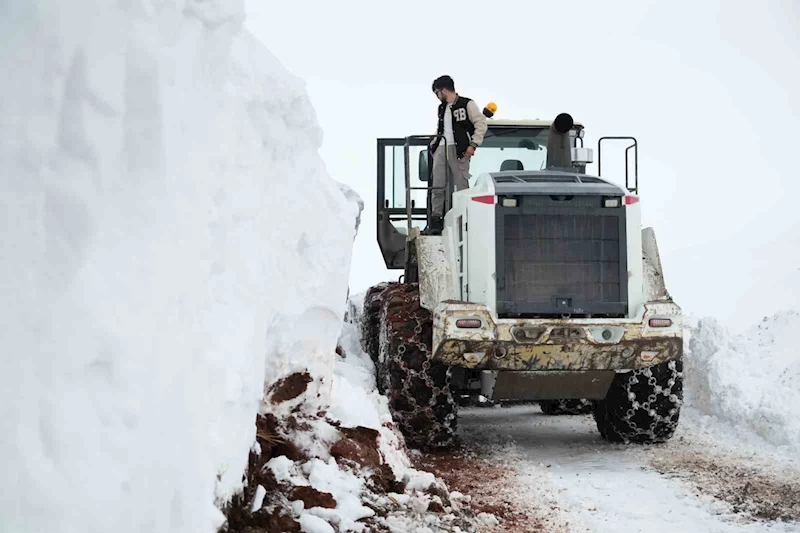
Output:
[{"left": 488, "top": 370, "right": 615, "bottom": 401}]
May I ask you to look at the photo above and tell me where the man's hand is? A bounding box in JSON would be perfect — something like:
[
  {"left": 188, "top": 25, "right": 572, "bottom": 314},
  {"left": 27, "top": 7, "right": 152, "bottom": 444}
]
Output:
[{"left": 465, "top": 145, "right": 476, "bottom": 158}]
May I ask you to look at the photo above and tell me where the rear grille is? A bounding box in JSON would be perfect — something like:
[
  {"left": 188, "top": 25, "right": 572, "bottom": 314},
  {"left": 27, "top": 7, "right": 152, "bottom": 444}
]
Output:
[{"left": 497, "top": 211, "right": 627, "bottom": 317}]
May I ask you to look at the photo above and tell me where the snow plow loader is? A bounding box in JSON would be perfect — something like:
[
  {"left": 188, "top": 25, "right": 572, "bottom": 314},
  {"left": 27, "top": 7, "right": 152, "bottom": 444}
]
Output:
[{"left": 361, "top": 112, "right": 683, "bottom": 449}]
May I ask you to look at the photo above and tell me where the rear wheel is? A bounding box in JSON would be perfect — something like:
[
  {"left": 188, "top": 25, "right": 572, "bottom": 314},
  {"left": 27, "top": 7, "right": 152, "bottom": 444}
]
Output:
[
  {"left": 539, "top": 399, "right": 592, "bottom": 415},
  {"left": 593, "top": 359, "right": 683, "bottom": 443},
  {"left": 378, "top": 283, "right": 457, "bottom": 449}
]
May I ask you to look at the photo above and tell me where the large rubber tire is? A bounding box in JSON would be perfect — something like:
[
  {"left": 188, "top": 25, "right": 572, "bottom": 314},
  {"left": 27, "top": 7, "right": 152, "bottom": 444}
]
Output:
[
  {"left": 593, "top": 359, "right": 683, "bottom": 443},
  {"left": 539, "top": 399, "right": 593, "bottom": 415},
  {"left": 360, "top": 282, "right": 397, "bottom": 364},
  {"left": 378, "top": 283, "right": 457, "bottom": 450}
]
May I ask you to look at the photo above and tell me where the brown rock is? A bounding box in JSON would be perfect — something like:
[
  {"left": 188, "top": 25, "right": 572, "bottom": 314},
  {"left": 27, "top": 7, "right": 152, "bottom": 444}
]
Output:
[
  {"left": 247, "top": 415, "right": 283, "bottom": 494},
  {"left": 269, "top": 372, "right": 313, "bottom": 404},
  {"left": 253, "top": 414, "right": 282, "bottom": 457},
  {"left": 426, "top": 483, "right": 451, "bottom": 507},
  {"left": 367, "top": 463, "right": 406, "bottom": 495},
  {"left": 427, "top": 500, "right": 445, "bottom": 513},
  {"left": 331, "top": 436, "right": 381, "bottom": 470},
  {"left": 289, "top": 485, "right": 337, "bottom": 510},
  {"left": 340, "top": 426, "right": 380, "bottom": 446},
  {"left": 387, "top": 475, "right": 407, "bottom": 494},
  {"left": 271, "top": 440, "right": 306, "bottom": 462},
  {"left": 252, "top": 508, "right": 301, "bottom": 532}
]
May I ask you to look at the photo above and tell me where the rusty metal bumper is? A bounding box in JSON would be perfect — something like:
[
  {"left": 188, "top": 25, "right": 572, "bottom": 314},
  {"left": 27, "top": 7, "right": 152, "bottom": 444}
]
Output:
[{"left": 432, "top": 301, "right": 683, "bottom": 371}]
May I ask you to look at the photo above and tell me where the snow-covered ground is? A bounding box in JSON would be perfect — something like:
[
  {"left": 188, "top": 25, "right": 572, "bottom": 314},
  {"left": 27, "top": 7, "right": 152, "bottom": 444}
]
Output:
[
  {"left": 1, "top": 2, "right": 359, "bottom": 533},
  {"left": 326, "top": 295, "right": 800, "bottom": 532},
  {"left": 455, "top": 405, "right": 800, "bottom": 533},
  {"left": 426, "top": 311, "right": 800, "bottom": 532}
]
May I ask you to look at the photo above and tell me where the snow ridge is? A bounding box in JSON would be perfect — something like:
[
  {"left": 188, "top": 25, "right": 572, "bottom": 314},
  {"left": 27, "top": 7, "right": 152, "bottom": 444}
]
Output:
[
  {"left": 1, "top": 3, "right": 359, "bottom": 533},
  {"left": 686, "top": 310, "right": 800, "bottom": 454}
]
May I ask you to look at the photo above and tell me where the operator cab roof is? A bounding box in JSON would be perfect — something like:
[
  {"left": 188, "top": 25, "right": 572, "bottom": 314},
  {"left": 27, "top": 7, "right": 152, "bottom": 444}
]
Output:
[
  {"left": 490, "top": 170, "right": 625, "bottom": 196},
  {"left": 487, "top": 119, "right": 584, "bottom": 128}
]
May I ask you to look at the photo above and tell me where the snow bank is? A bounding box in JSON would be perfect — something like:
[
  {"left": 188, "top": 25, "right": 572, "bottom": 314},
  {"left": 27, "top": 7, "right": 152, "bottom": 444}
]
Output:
[
  {"left": 686, "top": 311, "right": 800, "bottom": 455},
  {"left": 332, "top": 310, "right": 413, "bottom": 481},
  {"left": 1, "top": 2, "right": 360, "bottom": 533}
]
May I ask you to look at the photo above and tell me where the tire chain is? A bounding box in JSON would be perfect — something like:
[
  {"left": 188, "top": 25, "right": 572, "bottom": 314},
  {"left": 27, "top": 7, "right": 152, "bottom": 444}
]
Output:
[
  {"left": 594, "top": 359, "right": 684, "bottom": 443},
  {"left": 377, "top": 283, "right": 457, "bottom": 449},
  {"left": 360, "top": 282, "right": 396, "bottom": 363}
]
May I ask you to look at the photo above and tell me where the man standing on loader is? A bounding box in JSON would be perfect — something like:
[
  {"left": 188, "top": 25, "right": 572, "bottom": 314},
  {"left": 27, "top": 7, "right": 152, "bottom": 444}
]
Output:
[{"left": 422, "top": 75, "right": 488, "bottom": 236}]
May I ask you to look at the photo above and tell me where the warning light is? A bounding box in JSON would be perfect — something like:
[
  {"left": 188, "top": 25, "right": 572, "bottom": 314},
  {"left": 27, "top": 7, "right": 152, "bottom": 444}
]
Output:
[{"left": 483, "top": 102, "right": 498, "bottom": 118}]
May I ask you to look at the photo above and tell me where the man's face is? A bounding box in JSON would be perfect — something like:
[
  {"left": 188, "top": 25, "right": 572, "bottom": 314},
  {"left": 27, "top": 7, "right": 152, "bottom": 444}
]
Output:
[{"left": 434, "top": 88, "right": 447, "bottom": 103}]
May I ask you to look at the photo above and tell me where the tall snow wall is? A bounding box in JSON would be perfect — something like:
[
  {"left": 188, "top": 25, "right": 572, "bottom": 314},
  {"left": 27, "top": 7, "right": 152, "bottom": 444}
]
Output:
[{"left": 0, "top": 2, "right": 361, "bottom": 532}]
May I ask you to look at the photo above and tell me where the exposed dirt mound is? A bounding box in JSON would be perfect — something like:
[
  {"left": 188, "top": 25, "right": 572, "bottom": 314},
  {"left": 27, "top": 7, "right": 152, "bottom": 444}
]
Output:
[
  {"left": 415, "top": 447, "right": 564, "bottom": 533},
  {"left": 222, "top": 409, "right": 481, "bottom": 532},
  {"left": 651, "top": 452, "right": 800, "bottom": 523}
]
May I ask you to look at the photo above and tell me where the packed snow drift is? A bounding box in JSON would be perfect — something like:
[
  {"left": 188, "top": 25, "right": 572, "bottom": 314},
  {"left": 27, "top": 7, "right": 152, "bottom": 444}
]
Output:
[
  {"left": 685, "top": 311, "right": 800, "bottom": 455},
  {"left": 1, "top": 2, "right": 359, "bottom": 532}
]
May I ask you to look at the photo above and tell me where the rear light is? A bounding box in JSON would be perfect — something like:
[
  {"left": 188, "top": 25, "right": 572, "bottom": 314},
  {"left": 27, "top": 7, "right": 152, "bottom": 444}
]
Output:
[
  {"left": 648, "top": 318, "right": 673, "bottom": 328},
  {"left": 471, "top": 195, "right": 495, "bottom": 205},
  {"left": 456, "top": 319, "right": 482, "bottom": 328},
  {"left": 603, "top": 197, "right": 621, "bottom": 208},
  {"left": 501, "top": 197, "right": 517, "bottom": 207},
  {"left": 625, "top": 195, "right": 640, "bottom": 205}
]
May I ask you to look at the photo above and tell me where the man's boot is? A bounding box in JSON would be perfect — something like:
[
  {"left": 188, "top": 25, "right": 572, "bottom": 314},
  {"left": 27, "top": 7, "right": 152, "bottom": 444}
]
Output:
[{"left": 421, "top": 215, "right": 443, "bottom": 236}]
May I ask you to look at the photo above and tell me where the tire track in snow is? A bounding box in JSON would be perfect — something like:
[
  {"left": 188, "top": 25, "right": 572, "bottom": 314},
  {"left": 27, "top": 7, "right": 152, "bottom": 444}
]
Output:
[{"left": 452, "top": 404, "right": 800, "bottom": 533}]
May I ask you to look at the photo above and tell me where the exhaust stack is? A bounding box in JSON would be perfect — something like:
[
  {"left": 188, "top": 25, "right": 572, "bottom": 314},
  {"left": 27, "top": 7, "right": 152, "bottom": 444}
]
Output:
[{"left": 545, "top": 113, "right": 574, "bottom": 169}]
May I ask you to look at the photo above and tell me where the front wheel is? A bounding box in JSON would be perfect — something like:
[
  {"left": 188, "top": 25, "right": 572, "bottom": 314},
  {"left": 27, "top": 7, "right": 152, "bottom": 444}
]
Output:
[
  {"left": 593, "top": 359, "right": 683, "bottom": 443},
  {"left": 378, "top": 283, "right": 457, "bottom": 450},
  {"left": 360, "top": 282, "right": 397, "bottom": 364}
]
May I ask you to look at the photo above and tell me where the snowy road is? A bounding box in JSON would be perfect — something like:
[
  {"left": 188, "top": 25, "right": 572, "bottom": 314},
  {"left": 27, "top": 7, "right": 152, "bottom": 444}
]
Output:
[{"left": 428, "top": 404, "right": 800, "bottom": 533}]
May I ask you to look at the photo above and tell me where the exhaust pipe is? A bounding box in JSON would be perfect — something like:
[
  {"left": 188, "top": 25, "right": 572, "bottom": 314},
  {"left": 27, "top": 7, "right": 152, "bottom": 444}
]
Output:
[{"left": 545, "top": 113, "right": 574, "bottom": 169}]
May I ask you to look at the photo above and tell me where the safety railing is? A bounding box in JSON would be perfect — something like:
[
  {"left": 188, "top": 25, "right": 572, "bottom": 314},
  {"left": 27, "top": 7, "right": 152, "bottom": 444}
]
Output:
[
  {"left": 403, "top": 135, "right": 453, "bottom": 235},
  {"left": 598, "top": 136, "right": 638, "bottom": 194}
]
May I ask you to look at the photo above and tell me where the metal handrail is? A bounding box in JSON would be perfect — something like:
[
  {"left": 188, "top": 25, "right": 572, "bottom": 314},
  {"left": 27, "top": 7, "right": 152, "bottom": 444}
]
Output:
[
  {"left": 403, "top": 135, "right": 451, "bottom": 235},
  {"left": 597, "top": 136, "right": 639, "bottom": 194}
]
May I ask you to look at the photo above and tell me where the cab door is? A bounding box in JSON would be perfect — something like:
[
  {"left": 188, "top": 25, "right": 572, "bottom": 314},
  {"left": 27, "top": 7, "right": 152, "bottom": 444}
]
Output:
[{"left": 376, "top": 137, "right": 431, "bottom": 269}]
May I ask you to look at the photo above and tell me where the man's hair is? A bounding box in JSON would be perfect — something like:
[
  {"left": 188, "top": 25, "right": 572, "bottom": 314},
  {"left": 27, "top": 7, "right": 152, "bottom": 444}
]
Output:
[{"left": 432, "top": 75, "right": 455, "bottom": 93}]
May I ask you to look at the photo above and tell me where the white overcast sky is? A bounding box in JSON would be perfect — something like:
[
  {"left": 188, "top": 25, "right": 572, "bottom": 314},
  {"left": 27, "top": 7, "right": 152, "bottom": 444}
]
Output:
[{"left": 245, "top": 0, "right": 800, "bottom": 328}]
